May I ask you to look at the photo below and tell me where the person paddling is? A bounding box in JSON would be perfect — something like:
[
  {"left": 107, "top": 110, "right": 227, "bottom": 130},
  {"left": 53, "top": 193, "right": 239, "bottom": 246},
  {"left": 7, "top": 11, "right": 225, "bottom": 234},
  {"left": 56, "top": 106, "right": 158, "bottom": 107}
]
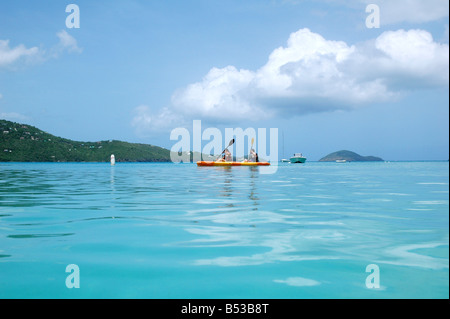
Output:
[
  {"left": 215, "top": 139, "right": 234, "bottom": 162},
  {"left": 224, "top": 149, "right": 232, "bottom": 161},
  {"left": 248, "top": 148, "right": 259, "bottom": 162},
  {"left": 216, "top": 149, "right": 233, "bottom": 162}
]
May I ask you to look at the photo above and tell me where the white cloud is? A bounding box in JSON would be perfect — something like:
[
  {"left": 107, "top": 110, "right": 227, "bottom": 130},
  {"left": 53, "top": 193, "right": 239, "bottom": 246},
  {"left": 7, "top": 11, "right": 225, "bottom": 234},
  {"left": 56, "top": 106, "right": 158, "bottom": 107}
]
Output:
[
  {"left": 0, "top": 39, "right": 39, "bottom": 68},
  {"left": 360, "top": 0, "right": 449, "bottom": 25},
  {"left": 170, "top": 66, "right": 271, "bottom": 122},
  {"left": 374, "top": 29, "right": 449, "bottom": 86},
  {"left": 251, "top": 28, "right": 396, "bottom": 114},
  {"left": 131, "top": 105, "right": 185, "bottom": 137},
  {"left": 0, "top": 30, "right": 82, "bottom": 69},
  {"left": 1, "top": 31, "right": 82, "bottom": 120},
  {"left": 53, "top": 30, "right": 83, "bottom": 55},
  {"left": 135, "top": 28, "right": 449, "bottom": 131},
  {"left": 0, "top": 111, "right": 29, "bottom": 122},
  {"left": 131, "top": 105, "right": 153, "bottom": 136},
  {"left": 283, "top": 0, "right": 448, "bottom": 25}
]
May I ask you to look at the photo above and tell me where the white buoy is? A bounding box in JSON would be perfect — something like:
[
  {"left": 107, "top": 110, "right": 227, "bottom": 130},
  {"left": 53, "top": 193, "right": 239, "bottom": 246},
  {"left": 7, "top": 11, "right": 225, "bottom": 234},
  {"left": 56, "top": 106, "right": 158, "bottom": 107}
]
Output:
[{"left": 110, "top": 154, "right": 115, "bottom": 166}]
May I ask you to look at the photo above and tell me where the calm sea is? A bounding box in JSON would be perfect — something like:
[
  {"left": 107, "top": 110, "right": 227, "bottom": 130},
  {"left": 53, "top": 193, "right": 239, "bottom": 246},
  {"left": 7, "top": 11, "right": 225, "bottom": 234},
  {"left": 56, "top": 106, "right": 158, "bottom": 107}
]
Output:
[{"left": 0, "top": 161, "right": 448, "bottom": 298}]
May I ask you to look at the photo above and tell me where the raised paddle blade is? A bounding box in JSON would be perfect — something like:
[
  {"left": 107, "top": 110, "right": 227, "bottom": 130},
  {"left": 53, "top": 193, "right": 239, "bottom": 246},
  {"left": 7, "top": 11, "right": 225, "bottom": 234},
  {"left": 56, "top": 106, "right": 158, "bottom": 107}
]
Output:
[
  {"left": 222, "top": 139, "right": 235, "bottom": 154},
  {"left": 216, "top": 139, "right": 235, "bottom": 160}
]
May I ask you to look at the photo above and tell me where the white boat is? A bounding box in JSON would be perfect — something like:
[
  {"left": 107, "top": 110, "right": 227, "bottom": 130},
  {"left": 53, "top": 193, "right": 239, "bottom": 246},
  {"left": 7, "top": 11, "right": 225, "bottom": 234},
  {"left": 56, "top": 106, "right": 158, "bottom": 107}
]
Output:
[
  {"left": 280, "top": 131, "right": 290, "bottom": 163},
  {"left": 290, "top": 153, "right": 306, "bottom": 164}
]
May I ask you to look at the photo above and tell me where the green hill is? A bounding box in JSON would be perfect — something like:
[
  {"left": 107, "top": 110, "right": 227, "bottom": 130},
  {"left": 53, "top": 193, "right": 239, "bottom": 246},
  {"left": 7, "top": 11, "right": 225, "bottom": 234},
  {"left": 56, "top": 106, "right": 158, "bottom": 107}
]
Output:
[
  {"left": 0, "top": 119, "right": 171, "bottom": 162},
  {"left": 319, "top": 150, "right": 383, "bottom": 162}
]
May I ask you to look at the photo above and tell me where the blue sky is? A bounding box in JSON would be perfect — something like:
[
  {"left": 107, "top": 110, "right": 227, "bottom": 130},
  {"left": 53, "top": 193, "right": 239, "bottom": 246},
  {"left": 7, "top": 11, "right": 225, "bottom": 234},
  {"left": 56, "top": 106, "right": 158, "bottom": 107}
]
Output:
[{"left": 0, "top": 0, "right": 448, "bottom": 160}]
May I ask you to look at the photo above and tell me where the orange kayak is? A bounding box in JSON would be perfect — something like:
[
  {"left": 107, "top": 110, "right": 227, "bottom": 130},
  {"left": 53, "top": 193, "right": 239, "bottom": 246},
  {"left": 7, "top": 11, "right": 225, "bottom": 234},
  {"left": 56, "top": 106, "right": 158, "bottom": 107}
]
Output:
[{"left": 197, "top": 161, "right": 270, "bottom": 166}]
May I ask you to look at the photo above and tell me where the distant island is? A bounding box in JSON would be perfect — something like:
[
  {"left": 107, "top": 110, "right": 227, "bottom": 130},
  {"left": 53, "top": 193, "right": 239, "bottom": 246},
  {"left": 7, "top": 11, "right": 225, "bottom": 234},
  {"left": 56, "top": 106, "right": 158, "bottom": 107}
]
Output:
[
  {"left": 319, "top": 150, "right": 383, "bottom": 162},
  {"left": 0, "top": 119, "right": 172, "bottom": 162}
]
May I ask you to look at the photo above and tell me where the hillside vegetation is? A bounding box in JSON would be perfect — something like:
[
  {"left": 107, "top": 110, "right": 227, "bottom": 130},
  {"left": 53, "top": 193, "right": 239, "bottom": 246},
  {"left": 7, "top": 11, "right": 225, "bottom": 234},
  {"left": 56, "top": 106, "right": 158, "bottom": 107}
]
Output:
[{"left": 0, "top": 119, "right": 171, "bottom": 162}]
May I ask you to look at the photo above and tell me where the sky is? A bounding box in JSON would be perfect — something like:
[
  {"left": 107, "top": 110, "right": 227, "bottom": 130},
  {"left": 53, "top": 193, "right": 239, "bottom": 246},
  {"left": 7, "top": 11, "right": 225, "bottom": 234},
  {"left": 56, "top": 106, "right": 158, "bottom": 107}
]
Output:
[{"left": 0, "top": 0, "right": 448, "bottom": 161}]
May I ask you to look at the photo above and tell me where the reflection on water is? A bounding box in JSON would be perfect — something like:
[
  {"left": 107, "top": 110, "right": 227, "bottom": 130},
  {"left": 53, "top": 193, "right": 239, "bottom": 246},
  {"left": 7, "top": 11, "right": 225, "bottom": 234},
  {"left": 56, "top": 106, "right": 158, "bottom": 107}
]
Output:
[
  {"left": 219, "top": 166, "right": 233, "bottom": 201},
  {"left": 110, "top": 165, "right": 115, "bottom": 190},
  {"left": 249, "top": 167, "right": 259, "bottom": 209},
  {"left": 178, "top": 163, "right": 449, "bottom": 274},
  {"left": 0, "top": 162, "right": 448, "bottom": 298}
]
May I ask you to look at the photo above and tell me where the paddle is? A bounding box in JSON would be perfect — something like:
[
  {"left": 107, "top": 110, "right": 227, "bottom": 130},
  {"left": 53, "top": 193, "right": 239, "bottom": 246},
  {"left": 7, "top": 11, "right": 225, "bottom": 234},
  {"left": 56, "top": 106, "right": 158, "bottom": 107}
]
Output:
[
  {"left": 216, "top": 139, "right": 235, "bottom": 161},
  {"left": 249, "top": 138, "right": 254, "bottom": 161}
]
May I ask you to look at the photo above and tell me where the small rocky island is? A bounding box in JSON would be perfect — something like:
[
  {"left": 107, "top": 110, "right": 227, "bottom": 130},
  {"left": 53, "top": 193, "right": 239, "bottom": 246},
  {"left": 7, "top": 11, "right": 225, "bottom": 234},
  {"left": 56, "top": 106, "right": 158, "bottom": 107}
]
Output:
[{"left": 319, "top": 150, "right": 383, "bottom": 162}]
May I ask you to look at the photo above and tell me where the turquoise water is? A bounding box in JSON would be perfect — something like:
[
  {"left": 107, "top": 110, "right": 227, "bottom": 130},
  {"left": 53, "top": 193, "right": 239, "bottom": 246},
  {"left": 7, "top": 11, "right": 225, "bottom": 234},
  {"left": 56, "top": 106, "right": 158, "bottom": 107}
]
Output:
[{"left": 0, "top": 161, "right": 448, "bottom": 299}]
